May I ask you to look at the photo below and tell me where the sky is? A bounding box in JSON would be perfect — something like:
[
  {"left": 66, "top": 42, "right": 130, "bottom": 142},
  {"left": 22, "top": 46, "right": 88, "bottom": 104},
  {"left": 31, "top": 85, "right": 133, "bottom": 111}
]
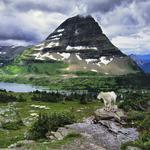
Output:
[{"left": 0, "top": 0, "right": 150, "bottom": 55}]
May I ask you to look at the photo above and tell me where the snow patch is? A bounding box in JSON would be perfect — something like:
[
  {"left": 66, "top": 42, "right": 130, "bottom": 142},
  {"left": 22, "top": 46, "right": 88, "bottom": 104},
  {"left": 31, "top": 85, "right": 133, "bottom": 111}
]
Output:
[
  {"left": 56, "top": 28, "right": 64, "bottom": 33},
  {"left": 31, "top": 105, "right": 49, "bottom": 109},
  {"left": 47, "top": 54, "right": 57, "bottom": 60},
  {"left": 46, "top": 41, "right": 59, "bottom": 48},
  {"left": 30, "top": 113, "right": 39, "bottom": 117},
  {"left": 66, "top": 68, "right": 70, "bottom": 71},
  {"left": 32, "top": 52, "right": 44, "bottom": 60},
  {"left": 51, "top": 37, "right": 60, "bottom": 41},
  {"left": 97, "top": 62, "right": 101, "bottom": 67},
  {"left": 66, "top": 45, "right": 97, "bottom": 51},
  {"left": 35, "top": 43, "right": 44, "bottom": 47},
  {"left": 85, "top": 59, "right": 97, "bottom": 64},
  {"left": 76, "top": 53, "right": 82, "bottom": 60},
  {"left": 91, "top": 69, "right": 98, "bottom": 72},
  {"left": 59, "top": 53, "right": 70, "bottom": 60},
  {"left": 51, "top": 33, "right": 62, "bottom": 38},
  {"left": 99, "top": 57, "right": 113, "bottom": 65},
  {"left": 34, "top": 47, "right": 43, "bottom": 51},
  {"left": 0, "top": 52, "right": 6, "bottom": 54}
]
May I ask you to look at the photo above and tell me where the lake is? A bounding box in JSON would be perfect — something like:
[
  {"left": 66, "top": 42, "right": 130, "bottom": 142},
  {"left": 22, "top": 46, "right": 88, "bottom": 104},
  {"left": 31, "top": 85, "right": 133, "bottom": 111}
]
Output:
[
  {"left": 0, "top": 82, "right": 48, "bottom": 92},
  {"left": 0, "top": 82, "right": 89, "bottom": 94}
]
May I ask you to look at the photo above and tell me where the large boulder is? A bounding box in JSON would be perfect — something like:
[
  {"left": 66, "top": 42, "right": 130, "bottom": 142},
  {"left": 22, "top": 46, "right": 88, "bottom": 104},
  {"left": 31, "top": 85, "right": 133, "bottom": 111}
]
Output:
[{"left": 94, "top": 106, "right": 126, "bottom": 123}]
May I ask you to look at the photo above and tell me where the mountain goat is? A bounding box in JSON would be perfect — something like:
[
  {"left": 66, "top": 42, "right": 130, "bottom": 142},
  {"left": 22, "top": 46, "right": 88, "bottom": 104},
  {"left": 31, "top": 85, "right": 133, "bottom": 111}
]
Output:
[{"left": 97, "top": 91, "right": 117, "bottom": 110}]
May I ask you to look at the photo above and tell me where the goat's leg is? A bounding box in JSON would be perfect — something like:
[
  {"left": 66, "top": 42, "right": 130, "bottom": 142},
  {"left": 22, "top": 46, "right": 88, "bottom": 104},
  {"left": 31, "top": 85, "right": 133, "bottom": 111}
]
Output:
[
  {"left": 103, "top": 99, "right": 108, "bottom": 110},
  {"left": 108, "top": 102, "right": 111, "bottom": 111}
]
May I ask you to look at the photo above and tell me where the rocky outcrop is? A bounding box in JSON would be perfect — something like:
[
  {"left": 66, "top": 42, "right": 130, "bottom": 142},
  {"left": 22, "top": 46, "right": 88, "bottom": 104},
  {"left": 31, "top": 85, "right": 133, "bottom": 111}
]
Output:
[
  {"left": 94, "top": 106, "right": 127, "bottom": 123},
  {"left": 6, "top": 107, "right": 139, "bottom": 150},
  {"left": 44, "top": 107, "right": 138, "bottom": 150}
]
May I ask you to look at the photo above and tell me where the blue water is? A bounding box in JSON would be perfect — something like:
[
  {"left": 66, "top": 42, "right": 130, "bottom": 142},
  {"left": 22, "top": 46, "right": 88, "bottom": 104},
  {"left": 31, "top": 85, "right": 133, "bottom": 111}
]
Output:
[{"left": 0, "top": 82, "right": 48, "bottom": 92}]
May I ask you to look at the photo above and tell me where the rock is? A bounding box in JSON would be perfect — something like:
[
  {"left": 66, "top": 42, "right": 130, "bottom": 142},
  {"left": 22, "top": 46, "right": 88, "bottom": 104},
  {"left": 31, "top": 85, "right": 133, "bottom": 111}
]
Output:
[
  {"left": 65, "top": 115, "right": 138, "bottom": 150},
  {"left": 94, "top": 107, "right": 126, "bottom": 123},
  {"left": 53, "top": 131, "right": 64, "bottom": 140},
  {"left": 8, "top": 140, "right": 34, "bottom": 148},
  {"left": 57, "top": 127, "right": 75, "bottom": 137},
  {"left": 126, "top": 146, "right": 142, "bottom": 150},
  {"left": 46, "top": 127, "right": 77, "bottom": 141}
]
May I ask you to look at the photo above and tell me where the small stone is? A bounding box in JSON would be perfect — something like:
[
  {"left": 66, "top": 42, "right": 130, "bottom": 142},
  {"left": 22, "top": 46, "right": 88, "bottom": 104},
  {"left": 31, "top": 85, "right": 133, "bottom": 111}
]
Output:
[
  {"left": 53, "top": 132, "right": 63, "bottom": 140},
  {"left": 126, "top": 146, "right": 142, "bottom": 150}
]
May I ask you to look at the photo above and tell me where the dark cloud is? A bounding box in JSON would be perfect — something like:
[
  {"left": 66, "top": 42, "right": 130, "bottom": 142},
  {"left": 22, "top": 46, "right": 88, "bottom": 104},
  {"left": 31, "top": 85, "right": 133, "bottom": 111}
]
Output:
[
  {"left": 85, "top": 0, "right": 132, "bottom": 13},
  {"left": 0, "top": 0, "right": 150, "bottom": 54},
  {"left": 0, "top": 17, "right": 40, "bottom": 42},
  {"left": 0, "top": 26, "right": 40, "bottom": 42}
]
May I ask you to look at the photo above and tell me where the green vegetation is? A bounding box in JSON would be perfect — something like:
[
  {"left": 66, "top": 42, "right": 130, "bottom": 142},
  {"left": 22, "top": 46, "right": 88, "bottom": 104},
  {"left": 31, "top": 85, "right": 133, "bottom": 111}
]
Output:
[
  {"left": 23, "top": 133, "right": 81, "bottom": 150},
  {"left": 0, "top": 90, "right": 101, "bottom": 148},
  {"left": 0, "top": 50, "right": 149, "bottom": 149},
  {"left": 26, "top": 112, "right": 75, "bottom": 140},
  {"left": 119, "top": 91, "right": 150, "bottom": 150},
  {"left": 0, "top": 62, "right": 68, "bottom": 76}
]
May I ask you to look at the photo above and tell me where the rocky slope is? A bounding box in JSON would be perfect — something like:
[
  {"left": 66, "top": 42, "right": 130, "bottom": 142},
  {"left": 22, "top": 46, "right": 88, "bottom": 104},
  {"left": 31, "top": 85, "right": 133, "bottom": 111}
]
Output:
[
  {"left": 0, "top": 46, "right": 27, "bottom": 66},
  {"left": 23, "top": 15, "right": 139, "bottom": 75},
  {"left": 7, "top": 107, "right": 139, "bottom": 150}
]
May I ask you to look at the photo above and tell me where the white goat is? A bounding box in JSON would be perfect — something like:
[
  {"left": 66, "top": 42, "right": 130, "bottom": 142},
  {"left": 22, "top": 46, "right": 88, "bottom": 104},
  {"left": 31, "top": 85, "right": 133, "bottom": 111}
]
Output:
[{"left": 97, "top": 91, "right": 117, "bottom": 110}]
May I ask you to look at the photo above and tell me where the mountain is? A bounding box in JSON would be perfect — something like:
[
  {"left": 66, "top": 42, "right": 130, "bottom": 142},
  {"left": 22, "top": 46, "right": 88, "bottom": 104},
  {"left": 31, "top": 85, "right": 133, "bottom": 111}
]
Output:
[
  {"left": 22, "top": 15, "right": 140, "bottom": 75},
  {"left": 130, "top": 54, "right": 150, "bottom": 73},
  {"left": 0, "top": 46, "right": 27, "bottom": 66}
]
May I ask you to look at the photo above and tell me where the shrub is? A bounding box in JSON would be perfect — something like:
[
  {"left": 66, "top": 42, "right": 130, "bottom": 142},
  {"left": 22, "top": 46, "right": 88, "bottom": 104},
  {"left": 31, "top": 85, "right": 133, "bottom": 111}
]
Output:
[
  {"left": 2, "top": 120, "right": 23, "bottom": 130},
  {"left": 26, "top": 112, "right": 76, "bottom": 140}
]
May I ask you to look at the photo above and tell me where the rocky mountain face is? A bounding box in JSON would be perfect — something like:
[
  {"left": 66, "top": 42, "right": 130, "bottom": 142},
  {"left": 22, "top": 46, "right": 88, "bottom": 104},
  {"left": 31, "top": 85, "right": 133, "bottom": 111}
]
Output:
[
  {"left": 0, "top": 46, "right": 27, "bottom": 66},
  {"left": 28, "top": 15, "right": 139, "bottom": 75}
]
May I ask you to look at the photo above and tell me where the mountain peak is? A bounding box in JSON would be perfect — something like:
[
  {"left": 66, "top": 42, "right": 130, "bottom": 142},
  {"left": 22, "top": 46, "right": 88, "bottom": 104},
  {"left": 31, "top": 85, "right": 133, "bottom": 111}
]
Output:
[
  {"left": 46, "top": 14, "right": 103, "bottom": 41},
  {"left": 29, "top": 15, "right": 140, "bottom": 75}
]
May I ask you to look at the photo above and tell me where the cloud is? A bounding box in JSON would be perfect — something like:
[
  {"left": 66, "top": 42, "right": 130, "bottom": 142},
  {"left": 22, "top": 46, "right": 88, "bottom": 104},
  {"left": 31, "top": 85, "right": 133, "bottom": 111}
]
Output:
[
  {"left": 112, "top": 27, "right": 150, "bottom": 54},
  {"left": 84, "top": 0, "right": 130, "bottom": 13},
  {"left": 12, "top": 0, "right": 74, "bottom": 14},
  {"left": 0, "top": 0, "right": 150, "bottom": 54},
  {"left": 0, "top": 39, "right": 33, "bottom": 46}
]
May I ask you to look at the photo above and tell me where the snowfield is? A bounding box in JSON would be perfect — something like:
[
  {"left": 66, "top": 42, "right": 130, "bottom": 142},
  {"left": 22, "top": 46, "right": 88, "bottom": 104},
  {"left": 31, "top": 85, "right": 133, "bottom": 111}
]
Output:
[
  {"left": 85, "top": 59, "right": 97, "bottom": 64},
  {"left": 66, "top": 45, "right": 98, "bottom": 51}
]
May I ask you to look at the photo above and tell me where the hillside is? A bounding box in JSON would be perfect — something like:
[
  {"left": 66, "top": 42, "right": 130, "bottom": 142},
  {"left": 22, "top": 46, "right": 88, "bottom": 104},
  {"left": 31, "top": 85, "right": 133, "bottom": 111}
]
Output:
[{"left": 130, "top": 54, "right": 150, "bottom": 73}]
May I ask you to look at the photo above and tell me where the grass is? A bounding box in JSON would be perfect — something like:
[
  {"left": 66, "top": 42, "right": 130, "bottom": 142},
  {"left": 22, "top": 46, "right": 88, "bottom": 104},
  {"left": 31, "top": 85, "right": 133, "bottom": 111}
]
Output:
[
  {"left": 24, "top": 133, "right": 82, "bottom": 150},
  {"left": 0, "top": 62, "right": 68, "bottom": 76},
  {"left": 0, "top": 100, "right": 102, "bottom": 148}
]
